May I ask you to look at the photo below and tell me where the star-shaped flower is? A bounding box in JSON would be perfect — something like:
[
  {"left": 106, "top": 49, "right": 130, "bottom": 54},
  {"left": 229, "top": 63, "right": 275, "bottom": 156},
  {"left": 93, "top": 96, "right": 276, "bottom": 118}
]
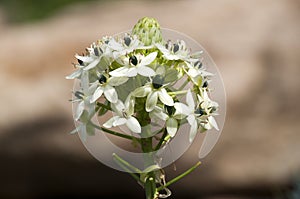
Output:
[
  {"left": 149, "top": 105, "right": 179, "bottom": 137},
  {"left": 70, "top": 71, "right": 96, "bottom": 141},
  {"left": 103, "top": 96, "right": 141, "bottom": 133},
  {"left": 196, "top": 90, "right": 219, "bottom": 131},
  {"left": 109, "top": 52, "right": 157, "bottom": 77},
  {"left": 156, "top": 40, "right": 191, "bottom": 61},
  {"left": 107, "top": 34, "right": 151, "bottom": 58},
  {"left": 90, "top": 74, "right": 129, "bottom": 104},
  {"left": 174, "top": 89, "right": 219, "bottom": 142},
  {"left": 173, "top": 89, "right": 199, "bottom": 142},
  {"left": 132, "top": 75, "right": 174, "bottom": 112}
]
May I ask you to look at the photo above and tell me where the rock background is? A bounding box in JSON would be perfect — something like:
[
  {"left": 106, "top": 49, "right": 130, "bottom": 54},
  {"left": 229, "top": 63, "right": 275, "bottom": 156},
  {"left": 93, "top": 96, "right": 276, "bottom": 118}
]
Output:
[{"left": 0, "top": 0, "right": 299, "bottom": 198}]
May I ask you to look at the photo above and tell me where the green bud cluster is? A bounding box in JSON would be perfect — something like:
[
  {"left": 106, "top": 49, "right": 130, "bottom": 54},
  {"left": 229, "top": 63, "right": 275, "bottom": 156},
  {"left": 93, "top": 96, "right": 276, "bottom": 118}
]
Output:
[{"left": 132, "top": 17, "right": 163, "bottom": 46}]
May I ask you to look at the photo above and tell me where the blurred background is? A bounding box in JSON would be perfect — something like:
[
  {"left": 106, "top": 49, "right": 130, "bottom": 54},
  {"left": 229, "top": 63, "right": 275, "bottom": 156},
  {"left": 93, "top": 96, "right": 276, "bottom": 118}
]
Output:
[{"left": 0, "top": 0, "right": 299, "bottom": 198}]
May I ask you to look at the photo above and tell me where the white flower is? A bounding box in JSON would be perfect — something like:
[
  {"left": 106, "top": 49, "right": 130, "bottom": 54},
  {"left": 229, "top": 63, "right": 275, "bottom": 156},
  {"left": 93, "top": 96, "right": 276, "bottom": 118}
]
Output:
[
  {"left": 109, "top": 52, "right": 157, "bottom": 77},
  {"left": 173, "top": 89, "right": 199, "bottom": 142},
  {"left": 107, "top": 34, "right": 151, "bottom": 58},
  {"left": 156, "top": 40, "right": 192, "bottom": 61},
  {"left": 90, "top": 74, "right": 129, "bottom": 104},
  {"left": 174, "top": 89, "right": 219, "bottom": 142},
  {"left": 132, "top": 75, "right": 174, "bottom": 112},
  {"left": 196, "top": 90, "right": 219, "bottom": 131},
  {"left": 185, "top": 59, "right": 213, "bottom": 79},
  {"left": 71, "top": 71, "right": 96, "bottom": 141},
  {"left": 149, "top": 106, "right": 179, "bottom": 137},
  {"left": 103, "top": 96, "right": 141, "bottom": 133},
  {"left": 74, "top": 71, "right": 96, "bottom": 121}
]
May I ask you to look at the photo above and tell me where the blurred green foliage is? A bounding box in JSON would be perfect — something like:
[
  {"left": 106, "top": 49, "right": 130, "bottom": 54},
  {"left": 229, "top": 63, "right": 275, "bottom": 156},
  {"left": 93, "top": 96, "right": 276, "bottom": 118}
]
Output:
[{"left": 0, "top": 0, "right": 97, "bottom": 23}]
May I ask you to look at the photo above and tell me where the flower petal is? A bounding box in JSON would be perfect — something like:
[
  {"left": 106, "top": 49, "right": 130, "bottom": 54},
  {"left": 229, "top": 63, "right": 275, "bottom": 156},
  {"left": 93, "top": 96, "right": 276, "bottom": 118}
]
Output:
[
  {"left": 209, "top": 116, "right": 219, "bottom": 131},
  {"left": 132, "top": 85, "right": 152, "bottom": 97},
  {"left": 113, "top": 117, "right": 127, "bottom": 126},
  {"left": 84, "top": 58, "right": 100, "bottom": 70},
  {"left": 187, "top": 114, "right": 196, "bottom": 125},
  {"left": 140, "top": 52, "right": 157, "bottom": 66},
  {"left": 186, "top": 89, "right": 195, "bottom": 109},
  {"left": 166, "top": 117, "right": 178, "bottom": 137},
  {"left": 126, "top": 116, "right": 141, "bottom": 133},
  {"left": 189, "top": 118, "right": 198, "bottom": 142},
  {"left": 90, "top": 86, "right": 104, "bottom": 103},
  {"left": 174, "top": 102, "right": 191, "bottom": 116},
  {"left": 75, "top": 54, "right": 94, "bottom": 63},
  {"left": 149, "top": 107, "right": 168, "bottom": 121},
  {"left": 75, "top": 101, "right": 85, "bottom": 121},
  {"left": 158, "top": 88, "right": 174, "bottom": 106},
  {"left": 108, "top": 76, "right": 129, "bottom": 86},
  {"left": 104, "top": 85, "right": 118, "bottom": 103},
  {"left": 126, "top": 67, "right": 138, "bottom": 77},
  {"left": 146, "top": 91, "right": 158, "bottom": 112},
  {"left": 66, "top": 69, "right": 81, "bottom": 79},
  {"left": 125, "top": 95, "right": 135, "bottom": 116},
  {"left": 109, "top": 67, "right": 130, "bottom": 77},
  {"left": 111, "top": 100, "right": 125, "bottom": 116},
  {"left": 137, "top": 66, "right": 156, "bottom": 77},
  {"left": 103, "top": 116, "right": 120, "bottom": 128}
]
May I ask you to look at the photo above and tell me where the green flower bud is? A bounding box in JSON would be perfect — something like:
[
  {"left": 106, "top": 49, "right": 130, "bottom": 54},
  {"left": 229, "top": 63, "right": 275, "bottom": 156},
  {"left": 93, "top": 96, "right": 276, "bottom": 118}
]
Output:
[{"left": 132, "top": 17, "right": 163, "bottom": 46}]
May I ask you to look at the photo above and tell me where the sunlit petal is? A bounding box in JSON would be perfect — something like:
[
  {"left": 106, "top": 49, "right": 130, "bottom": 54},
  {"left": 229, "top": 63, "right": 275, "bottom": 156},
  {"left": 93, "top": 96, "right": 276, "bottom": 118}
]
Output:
[
  {"left": 84, "top": 58, "right": 100, "bottom": 70},
  {"left": 140, "top": 52, "right": 157, "bottom": 66},
  {"left": 113, "top": 117, "right": 127, "bottom": 126},
  {"left": 186, "top": 89, "right": 195, "bottom": 109},
  {"left": 189, "top": 117, "right": 198, "bottom": 142},
  {"left": 174, "top": 102, "right": 191, "bottom": 116},
  {"left": 109, "top": 67, "right": 130, "bottom": 77},
  {"left": 132, "top": 85, "right": 152, "bottom": 97},
  {"left": 90, "top": 87, "right": 104, "bottom": 103},
  {"left": 137, "top": 66, "right": 156, "bottom": 77},
  {"left": 166, "top": 117, "right": 178, "bottom": 137},
  {"left": 158, "top": 88, "right": 174, "bottom": 106},
  {"left": 126, "top": 116, "right": 142, "bottom": 133},
  {"left": 146, "top": 91, "right": 158, "bottom": 112},
  {"left": 104, "top": 85, "right": 118, "bottom": 103},
  {"left": 103, "top": 116, "right": 120, "bottom": 128}
]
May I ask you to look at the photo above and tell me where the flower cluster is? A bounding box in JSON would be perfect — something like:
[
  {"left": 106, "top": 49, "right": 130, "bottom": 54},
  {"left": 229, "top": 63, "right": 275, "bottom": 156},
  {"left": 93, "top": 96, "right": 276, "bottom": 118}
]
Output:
[{"left": 67, "top": 17, "right": 219, "bottom": 142}]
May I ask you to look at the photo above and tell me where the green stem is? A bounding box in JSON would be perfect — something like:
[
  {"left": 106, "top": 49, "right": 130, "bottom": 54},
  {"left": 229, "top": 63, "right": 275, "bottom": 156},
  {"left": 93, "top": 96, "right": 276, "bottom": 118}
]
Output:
[
  {"left": 112, "top": 153, "right": 141, "bottom": 183},
  {"left": 96, "top": 102, "right": 111, "bottom": 110},
  {"left": 141, "top": 137, "right": 157, "bottom": 199},
  {"left": 154, "top": 128, "right": 167, "bottom": 151},
  {"left": 157, "top": 161, "right": 201, "bottom": 191},
  {"left": 168, "top": 90, "right": 188, "bottom": 96},
  {"left": 113, "top": 153, "right": 142, "bottom": 173},
  {"left": 91, "top": 123, "right": 140, "bottom": 142}
]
